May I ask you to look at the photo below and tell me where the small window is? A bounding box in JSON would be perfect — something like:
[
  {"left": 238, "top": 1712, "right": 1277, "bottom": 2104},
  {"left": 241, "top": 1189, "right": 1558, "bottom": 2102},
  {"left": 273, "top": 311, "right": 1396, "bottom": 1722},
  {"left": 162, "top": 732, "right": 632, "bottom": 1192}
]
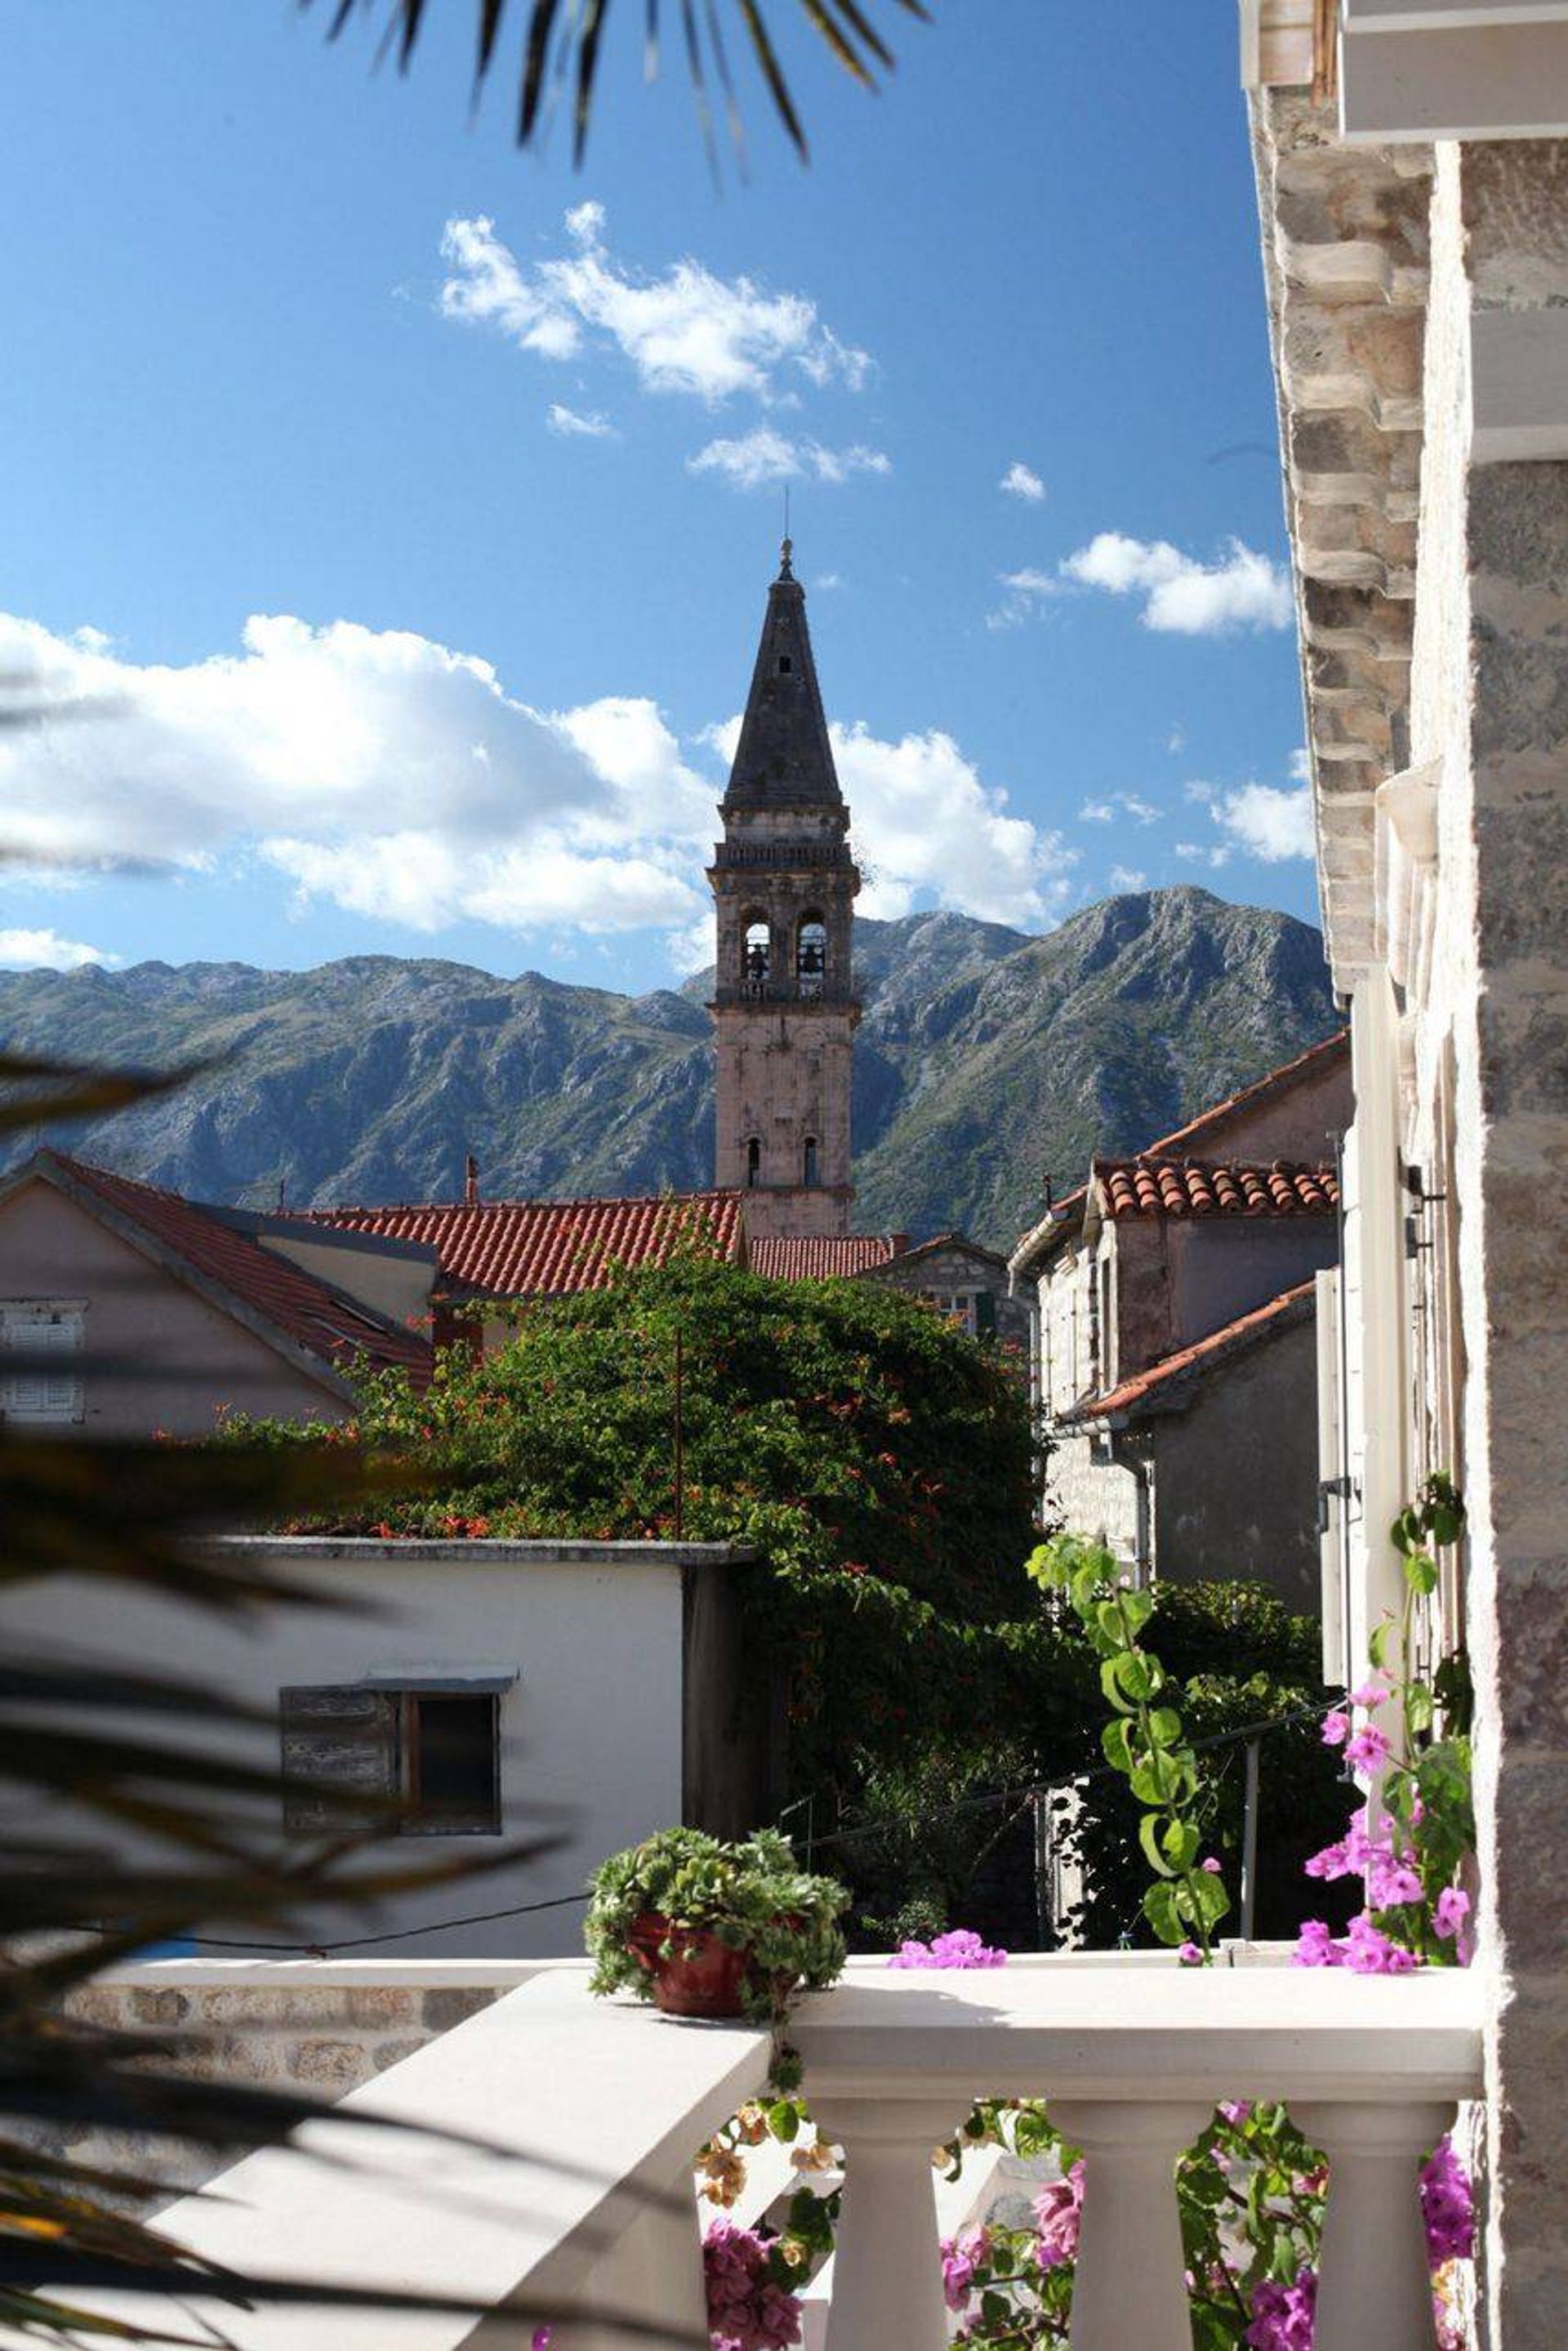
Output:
[
  {"left": 777, "top": 655, "right": 793, "bottom": 674},
  {"left": 803, "top": 1136, "right": 820, "bottom": 1187},
  {"left": 280, "top": 1684, "right": 500, "bottom": 1838},
  {"left": 0, "top": 1299, "right": 85, "bottom": 1424},
  {"left": 746, "top": 1137, "right": 762, "bottom": 1188},
  {"left": 402, "top": 1693, "right": 500, "bottom": 1836},
  {"left": 742, "top": 917, "right": 771, "bottom": 986}
]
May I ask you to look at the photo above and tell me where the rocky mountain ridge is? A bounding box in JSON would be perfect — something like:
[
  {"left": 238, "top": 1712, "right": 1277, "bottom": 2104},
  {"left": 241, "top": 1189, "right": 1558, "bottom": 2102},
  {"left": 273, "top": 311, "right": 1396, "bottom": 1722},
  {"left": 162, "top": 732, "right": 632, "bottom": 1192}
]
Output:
[{"left": 0, "top": 887, "right": 1339, "bottom": 1252}]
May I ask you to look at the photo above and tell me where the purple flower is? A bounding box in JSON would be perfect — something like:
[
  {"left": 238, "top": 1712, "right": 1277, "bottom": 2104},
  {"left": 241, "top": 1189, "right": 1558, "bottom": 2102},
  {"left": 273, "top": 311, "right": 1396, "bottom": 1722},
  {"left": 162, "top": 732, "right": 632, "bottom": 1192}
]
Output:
[
  {"left": 1351, "top": 1674, "right": 1393, "bottom": 1708},
  {"left": 1246, "top": 2267, "right": 1316, "bottom": 2350},
  {"left": 1200, "top": 1857, "right": 1223, "bottom": 1875},
  {"left": 1178, "top": 1940, "right": 1204, "bottom": 1965},
  {"left": 888, "top": 1928, "right": 1006, "bottom": 1970},
  {"left": 1218, "top": 2099, "right": 1253, "bottom": 2127},
  {"left": 704, "top": 2220, "right": 803, "bottom": 2351},
  {"left": 1033, "top": 2161, "right": 1085, "bottom": 2271},
  {"left": 1303, "top": 1839, "right": 1349, "bottom": 1880},
  {"left": 1345, "top": 1723, "right": 1393, "bottom": 1773},
  {"left": 939, "top": 2227, "right": 991, "bottom": 2311},
  {"left": 1293, "top": 1917, "right": 1341, "bottom": 1968},
  {"left": 1435, "top": 1885, "right": 1472, "bottom": 1942},
  {"left": 1421, "top": 2136, "right": 1475, "bottom": 2265},
  {"left": 1342, "top": 1913, "right": 1419, "bottom": 1975},
  {"left": 1321, "top": 1711, "right": 1351, "bottom": 1747},
  {"left": 1368, "top": 1856, "right": 1425, "bottom": 1909}
]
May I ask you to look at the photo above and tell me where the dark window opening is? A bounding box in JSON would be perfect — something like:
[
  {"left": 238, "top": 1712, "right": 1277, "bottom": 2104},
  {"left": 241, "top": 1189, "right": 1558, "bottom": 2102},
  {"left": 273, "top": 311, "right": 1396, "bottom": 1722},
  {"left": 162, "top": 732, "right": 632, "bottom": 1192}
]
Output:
[
  {"left": 803, "top": 1137, "right": 820, "bottom": 1187},
  {"left": 796, "top": 914, "right": 826, "bottom": 992},
  {"left": 777, "top": 655, "right": 793, "bottom": 674},
  {"left": 402, "top": 1693, "right": 500, "bottom": 1836},
  {"left": 746, "top": 1137, "right": 762, "bottom": 1188},
  {"left": 742, "top": 917, "right": 771, "bottom": 985}
]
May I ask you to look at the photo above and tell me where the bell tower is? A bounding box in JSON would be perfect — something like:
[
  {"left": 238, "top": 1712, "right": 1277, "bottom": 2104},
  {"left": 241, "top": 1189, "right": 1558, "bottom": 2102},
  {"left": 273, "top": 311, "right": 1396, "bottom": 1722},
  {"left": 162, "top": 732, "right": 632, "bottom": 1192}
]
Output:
[{"left": 709, "top": 539, "right": 860, "bottom": 1240}]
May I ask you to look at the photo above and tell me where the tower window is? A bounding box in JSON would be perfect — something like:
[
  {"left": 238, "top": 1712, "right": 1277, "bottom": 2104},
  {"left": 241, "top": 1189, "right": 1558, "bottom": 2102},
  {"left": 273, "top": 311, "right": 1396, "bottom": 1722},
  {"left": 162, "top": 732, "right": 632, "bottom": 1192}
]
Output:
[
  {"left": 742, "top": 917, "right": 771, "bottom": 988},
  {"left": 796, "top": 914, "right": 826, "bottom": 993},
  {"left": 777, "top": 656, "right": 792, "bottom": 674},
  {"left": 746, "top": 1138, "right": 761, "bottom": 1188},
  {"left": 804, "top": 1137, "right": 820, "bottom": 1188}
]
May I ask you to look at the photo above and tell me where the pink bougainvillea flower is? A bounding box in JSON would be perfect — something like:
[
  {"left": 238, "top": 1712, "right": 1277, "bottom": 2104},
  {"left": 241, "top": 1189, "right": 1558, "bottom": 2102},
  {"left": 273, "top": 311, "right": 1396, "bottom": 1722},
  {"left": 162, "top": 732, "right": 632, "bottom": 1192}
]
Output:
[
  {"left": 939, "top": 2227, "right": 991, "bottom": 2311},
  {"left": 1369, "top": 1857, "right": 1425, "bottom": 1910},
  {"left": 1303, "top": 1840, "right": 1350, "bottom": 1880},
  {"left": 1245, "top": 2266, "right": 1317, "bottom": 2350},
  {"left": 1218, "top": 2099, "right": 1253, "bottom": 2127},
  {"left": 1200, "top": 1857, "right": 1223, "bottom": 1875},
  {"left": 1434, "top": 1885, "right": 1472, "bottom": 1942},
  {"left": 1421, "top": 2136, "right": 1476, "bottom": 2264},
  {"left": 1178, "top": 1941, "right": 1204, "bottom": 1965},
  {"left": 1293, "top": 1918, "right": 1341, "bottom": 1968},
  {"left": 1321, "top": 1711, "right": 1351, "bottom": 1747},
  {"left": 1033, "top": 2161, "right": 1085, "bottom": 2271},
  {"left": 1351, "top": 1674, "right": 1393, "bottom": 1708},
  {"left": 888, "top": 1929, "right": 1005, "bottom": 1970},
  {"left": 704, "top": 2219, "right": 803, "bottom": 2351},
  {"left": 1342, "top": 1913, "right": 1419, "bottom": 1974},
  {"left": 1344, "top": 1723, "right": 1393, "bottom": 1773}
]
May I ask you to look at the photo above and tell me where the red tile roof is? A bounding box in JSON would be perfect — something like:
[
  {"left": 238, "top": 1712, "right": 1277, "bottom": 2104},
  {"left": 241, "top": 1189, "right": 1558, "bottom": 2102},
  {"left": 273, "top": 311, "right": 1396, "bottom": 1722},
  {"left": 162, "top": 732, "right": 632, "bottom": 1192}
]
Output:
[
  {"left": 1072, "top": 1279, "right": 1317, "bottom": 1422},
  {"left": 35, "top": 1154, "right": 433, "bottom": 1387},
  {"left": 749, "top": 1233, "right": 909, "bottom": 1281},
  {"left": 310, "top": 1191, "right": 746, "bottom": 1298},
  {"left": 1096, "top": 1158, "right": 1339, "bottom": 1220}
]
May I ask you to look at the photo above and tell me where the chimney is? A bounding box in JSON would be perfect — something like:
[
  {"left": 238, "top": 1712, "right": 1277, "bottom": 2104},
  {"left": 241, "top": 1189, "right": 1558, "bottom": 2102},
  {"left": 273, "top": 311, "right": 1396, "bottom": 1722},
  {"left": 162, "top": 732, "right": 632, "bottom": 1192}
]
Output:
[{"left": 464, "top": 1153, "right": 479, "bottom": 1207}]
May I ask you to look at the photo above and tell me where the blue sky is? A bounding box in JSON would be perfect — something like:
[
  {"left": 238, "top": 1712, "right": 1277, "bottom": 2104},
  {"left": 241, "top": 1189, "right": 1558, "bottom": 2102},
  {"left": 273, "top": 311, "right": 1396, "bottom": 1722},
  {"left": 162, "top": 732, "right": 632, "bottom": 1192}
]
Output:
[{"left": 0, "top": 2, "right": 1316, "bottom": 993}]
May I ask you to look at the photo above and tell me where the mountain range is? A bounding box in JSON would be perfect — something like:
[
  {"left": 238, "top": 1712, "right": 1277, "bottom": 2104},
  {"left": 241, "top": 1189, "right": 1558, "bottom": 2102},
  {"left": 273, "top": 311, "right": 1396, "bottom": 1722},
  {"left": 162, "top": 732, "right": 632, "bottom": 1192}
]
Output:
[{"left": 0, "top": 886, "right": 1339, "bottom": 1253}]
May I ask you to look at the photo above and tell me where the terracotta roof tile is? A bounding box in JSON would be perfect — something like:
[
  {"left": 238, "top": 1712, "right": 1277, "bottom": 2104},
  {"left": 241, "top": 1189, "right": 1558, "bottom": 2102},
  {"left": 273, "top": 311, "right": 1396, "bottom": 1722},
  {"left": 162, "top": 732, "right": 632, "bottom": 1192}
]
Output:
[
  {"left": 750, "top": 1233, "right": 907, "bottom": 1280},
  {"left": 42, "top": 1155, "right": 433, "bottom": 1385},
  {"left": 1095, "top": 1158, "right": 1339, "bottom": 1221},
  {"left": 310, "top": 1191, "right": 746, "bottom": 1298},
  {"left": 1074, "top": 1279, "right": 1318, "bottom": 1421}
]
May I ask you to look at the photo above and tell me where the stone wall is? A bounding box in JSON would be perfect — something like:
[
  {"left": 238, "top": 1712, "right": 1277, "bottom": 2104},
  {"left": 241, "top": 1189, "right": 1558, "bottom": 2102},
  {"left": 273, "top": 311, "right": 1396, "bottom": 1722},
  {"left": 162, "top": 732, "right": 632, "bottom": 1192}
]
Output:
[{"left": 51, "top": 1961, "right": 539, "bottom": 2205}]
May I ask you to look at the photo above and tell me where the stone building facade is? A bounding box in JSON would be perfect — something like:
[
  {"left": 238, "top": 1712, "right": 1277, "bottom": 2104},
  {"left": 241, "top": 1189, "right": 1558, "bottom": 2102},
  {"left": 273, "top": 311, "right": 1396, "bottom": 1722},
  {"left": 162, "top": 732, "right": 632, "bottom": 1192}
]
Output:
[
  {"left": 708, "top": 541, "right": 860, "bottom": 1242},
  {"left": 1245, "top": 5, "right": 1568, "bottom": 2335}
]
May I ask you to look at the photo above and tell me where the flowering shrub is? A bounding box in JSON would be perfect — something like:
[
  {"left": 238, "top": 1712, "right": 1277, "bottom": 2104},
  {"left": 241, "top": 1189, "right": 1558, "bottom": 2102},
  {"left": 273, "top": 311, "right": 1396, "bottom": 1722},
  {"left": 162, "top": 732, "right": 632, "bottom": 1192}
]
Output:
[
  {"left": 887, "top": 1927, "right": 1005, "bottom": 1968},
  {"left": 703, "top": 2219, "right": 804, "bottom": 2351},
  {"left": 1293, "top": 1474, "right": 1474, "bottom": 1974}
]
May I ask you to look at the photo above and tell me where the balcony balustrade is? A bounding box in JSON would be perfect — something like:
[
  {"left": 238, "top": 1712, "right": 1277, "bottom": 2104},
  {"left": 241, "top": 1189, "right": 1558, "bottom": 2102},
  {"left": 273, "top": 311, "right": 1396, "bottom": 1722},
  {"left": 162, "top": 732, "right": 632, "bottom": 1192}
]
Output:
[{"left": 51, "top": 1952, "right": 1482, "bottom": 2351}]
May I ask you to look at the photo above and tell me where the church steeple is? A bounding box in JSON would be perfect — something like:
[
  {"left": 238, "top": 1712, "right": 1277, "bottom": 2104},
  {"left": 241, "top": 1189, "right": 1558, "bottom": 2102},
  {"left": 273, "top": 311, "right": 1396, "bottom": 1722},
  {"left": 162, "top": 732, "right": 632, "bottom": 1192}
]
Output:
[
  {"left": 707, "top": 545, "right": 860, "bottom": 1241},
  {"left": 722, "top": 538, "right": 845, "bottom": 816}
]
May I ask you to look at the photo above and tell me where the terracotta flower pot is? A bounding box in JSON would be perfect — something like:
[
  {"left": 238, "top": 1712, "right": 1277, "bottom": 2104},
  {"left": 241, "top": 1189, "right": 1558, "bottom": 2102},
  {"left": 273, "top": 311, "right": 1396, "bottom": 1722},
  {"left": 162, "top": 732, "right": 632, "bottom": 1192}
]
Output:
[{"left": 626, "top": 1912, "right": 795, "bottom": 2019}]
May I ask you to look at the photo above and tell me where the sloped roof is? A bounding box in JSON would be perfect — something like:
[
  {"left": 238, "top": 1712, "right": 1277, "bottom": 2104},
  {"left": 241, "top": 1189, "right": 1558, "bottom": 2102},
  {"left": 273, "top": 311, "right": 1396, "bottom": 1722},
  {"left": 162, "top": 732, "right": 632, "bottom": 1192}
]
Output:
[
  {"left": 1067, "top": 1279, "right": 1317, "bottom": 1424},
  {"left": 1096, "top": 1158, "right": 1338, "bottom": 1220},
  {"left": 749, "top": 1232, "right": 909, "bottom": 1280},
  {"left": 19, "top": 1153, "right": 432, "bottom": 1389},
  {"left": 876, "top": 1231, "right": 1010, "bottom": 1274},
  {"left": 722, "top": 540, "right": 845, "bottom": 814},
  {"left": 1009, "top": 1028, "right": 1349, "bottom": 1277},
  {"left": 310, "top": 1191, "right": 746, "bottom": 1298}
]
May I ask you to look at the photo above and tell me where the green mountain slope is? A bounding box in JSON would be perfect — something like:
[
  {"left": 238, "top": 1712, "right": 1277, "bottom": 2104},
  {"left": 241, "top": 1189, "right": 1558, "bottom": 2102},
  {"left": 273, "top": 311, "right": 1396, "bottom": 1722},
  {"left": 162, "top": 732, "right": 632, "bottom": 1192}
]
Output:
[{"left": 0, "top": 888, "right": 1339, "bottom": 1252}]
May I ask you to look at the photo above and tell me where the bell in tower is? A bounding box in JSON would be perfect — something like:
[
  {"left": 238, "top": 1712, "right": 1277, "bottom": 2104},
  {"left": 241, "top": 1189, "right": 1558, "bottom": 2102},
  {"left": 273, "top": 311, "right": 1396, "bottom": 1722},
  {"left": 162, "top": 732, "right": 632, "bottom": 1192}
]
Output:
[{"left": 707, "top": 540, "right": 860, "bottom": 1240}]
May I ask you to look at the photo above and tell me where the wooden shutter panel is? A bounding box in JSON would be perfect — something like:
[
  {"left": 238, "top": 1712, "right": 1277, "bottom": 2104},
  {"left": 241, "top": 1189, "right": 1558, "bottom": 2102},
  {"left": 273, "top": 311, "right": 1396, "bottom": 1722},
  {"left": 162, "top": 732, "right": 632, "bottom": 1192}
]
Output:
[
  {"left": 279, "top": 1684, "right": 398, "bottom": 1835},
  {"left": 975, "top": 1290, "right": 997, "bottom": 1337}
]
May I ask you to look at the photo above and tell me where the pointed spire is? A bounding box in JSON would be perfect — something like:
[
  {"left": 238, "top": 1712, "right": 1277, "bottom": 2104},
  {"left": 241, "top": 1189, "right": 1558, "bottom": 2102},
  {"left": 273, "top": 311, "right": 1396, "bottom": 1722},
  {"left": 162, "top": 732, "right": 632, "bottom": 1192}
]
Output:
[{"left": 723, "top": 542, "right": 844, "bottom": 813}]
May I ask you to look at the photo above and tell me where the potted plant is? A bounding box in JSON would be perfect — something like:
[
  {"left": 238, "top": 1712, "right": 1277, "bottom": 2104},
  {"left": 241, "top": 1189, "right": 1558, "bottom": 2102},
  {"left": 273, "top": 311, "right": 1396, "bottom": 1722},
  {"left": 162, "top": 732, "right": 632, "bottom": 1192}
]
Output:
[{"left": 586, "top": 1827, "right": 849, "bottom": 2022}]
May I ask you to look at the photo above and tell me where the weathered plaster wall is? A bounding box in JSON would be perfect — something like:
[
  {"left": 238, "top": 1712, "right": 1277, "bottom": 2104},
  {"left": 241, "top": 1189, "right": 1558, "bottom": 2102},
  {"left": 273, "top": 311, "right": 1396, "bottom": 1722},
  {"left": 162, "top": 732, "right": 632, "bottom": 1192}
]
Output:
[
  {"left": 0, "top": 1540, "right": 748, "bottom": 1961},
  {"left": 0, "top": 1181, "right": 345, "bottom": 1435},
  {"left": 1047, "top": 1427, "right": 1144, "bottom": 1565},
  {"left": 1149, "top": 1318, "right": 1321, "bottom": 1611}
]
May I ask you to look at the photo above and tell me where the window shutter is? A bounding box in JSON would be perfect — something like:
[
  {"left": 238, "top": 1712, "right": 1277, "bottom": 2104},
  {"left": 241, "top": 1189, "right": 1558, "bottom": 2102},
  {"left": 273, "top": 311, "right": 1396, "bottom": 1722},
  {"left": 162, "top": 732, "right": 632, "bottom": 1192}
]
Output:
[
  {"left": 975, "top": 1290, "right": 997, "bottom": 1337},
  {"left": 279, "top": 1684, "right": 398, "bottom": 1835},
  {"left": 1315, "top": 1269, "right": 1348, "bottom": 1687}
]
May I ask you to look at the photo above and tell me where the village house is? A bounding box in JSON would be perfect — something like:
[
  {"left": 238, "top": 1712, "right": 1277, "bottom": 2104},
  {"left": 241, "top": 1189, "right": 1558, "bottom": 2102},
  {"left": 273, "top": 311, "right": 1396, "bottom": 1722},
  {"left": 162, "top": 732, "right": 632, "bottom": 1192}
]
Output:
[{"left": 1009, "top": 1033, "right": 1351, "bottom": 1605}]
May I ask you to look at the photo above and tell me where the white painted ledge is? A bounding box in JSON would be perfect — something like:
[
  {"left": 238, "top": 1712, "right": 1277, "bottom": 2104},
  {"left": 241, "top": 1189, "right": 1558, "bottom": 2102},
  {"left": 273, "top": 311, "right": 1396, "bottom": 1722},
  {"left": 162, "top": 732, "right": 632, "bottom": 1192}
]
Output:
[{"left": 1341, "top": 2, "right": 1568, "bottom": 139}]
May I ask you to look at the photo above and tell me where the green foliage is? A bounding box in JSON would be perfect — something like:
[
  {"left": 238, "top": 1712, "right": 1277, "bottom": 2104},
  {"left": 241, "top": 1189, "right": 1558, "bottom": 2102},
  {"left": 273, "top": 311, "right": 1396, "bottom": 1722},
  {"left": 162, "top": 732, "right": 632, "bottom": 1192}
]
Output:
[
  {"left": 1028, "top": 1533, "right": 1230, "bottom": 1956},
  {"left": 585, "top": 1827, "right": 848, "bottom": 2022},
  {"left": 220, "top": 1256, "right": 1040, "bottom": 1796}
]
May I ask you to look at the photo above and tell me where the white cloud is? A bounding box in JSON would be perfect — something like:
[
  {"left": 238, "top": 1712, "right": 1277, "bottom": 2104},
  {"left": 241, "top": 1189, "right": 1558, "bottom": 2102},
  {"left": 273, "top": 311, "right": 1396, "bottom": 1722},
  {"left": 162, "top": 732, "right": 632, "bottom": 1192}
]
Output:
[
  {"left": 1210, "top": 780, "right": 1316, "bottom": 863},
  {"left": 987, "top": 568, "right": 1061, "bottom": 629},
  {"left": 1077, "top": 791, "right": 1161, "bottom": 828},
  {"left": 1108, "top": 866, "right": 1147, "bottom": 892},
  {"left": 688, "top": 429, "right": 890, "bottom": 492},
  {"left": 1167, "top": 723, "right": 1186, "bottom": 755},
  {"left": 1058, "top": 533, "right": 1293, "bottom": 635},
  {"left": 547, "top": 402, "right": 617, "bottom": 439},
  {"left": 440, "top": 209, "right": 870, "bottom": 405},
  {"left": 816, "top": 573, "right": 844, "bottom": 593},
  {"left": 0, "top": 612, "right": 711, "bottom": 945},
  {"left": 1176, "top": 839, "right": 1232, "bottom": 869},
  {"left": 1000, "top": 461, "right": 1045, "bottom": 503},
  {"left": 0, "top": 926, "right": 117, "bottom": 970},
  {"left": 0, "top": 612, "right": 1074, "bottom": 959}
]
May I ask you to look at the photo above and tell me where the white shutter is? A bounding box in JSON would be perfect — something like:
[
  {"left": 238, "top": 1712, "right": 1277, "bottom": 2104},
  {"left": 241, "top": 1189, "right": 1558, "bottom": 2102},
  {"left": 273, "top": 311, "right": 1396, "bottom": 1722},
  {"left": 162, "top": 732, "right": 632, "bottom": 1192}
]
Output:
[
  {"left": 0, "top": 1301, "right": 85, "bottom": 1425},
  {"left": 1316, "top": 1268, "right": 1348, "bottom": 1686}
]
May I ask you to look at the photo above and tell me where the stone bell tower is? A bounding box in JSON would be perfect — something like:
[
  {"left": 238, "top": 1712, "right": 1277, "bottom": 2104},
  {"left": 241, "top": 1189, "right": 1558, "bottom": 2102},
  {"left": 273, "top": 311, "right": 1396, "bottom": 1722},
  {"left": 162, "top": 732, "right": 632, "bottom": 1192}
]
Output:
[{"left": 708, "top": 539, "right": 860, "bottom": 1240}]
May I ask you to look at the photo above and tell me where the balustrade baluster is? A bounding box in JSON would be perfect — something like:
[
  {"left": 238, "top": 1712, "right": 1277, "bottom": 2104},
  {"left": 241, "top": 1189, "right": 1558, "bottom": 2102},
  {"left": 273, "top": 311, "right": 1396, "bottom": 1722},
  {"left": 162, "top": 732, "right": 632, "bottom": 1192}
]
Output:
[
  {"left": 811, "top": 2096, "right": 956, "bottom": 2351},
  {"left": 1048, "top": 2100, "right": 1210, "bottom": 2351},
  {"left": 1294, "top": 2099, "right": 1455, "bottom": 2351}
]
